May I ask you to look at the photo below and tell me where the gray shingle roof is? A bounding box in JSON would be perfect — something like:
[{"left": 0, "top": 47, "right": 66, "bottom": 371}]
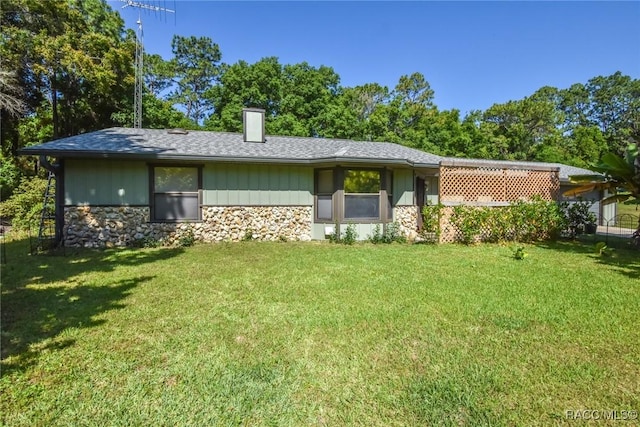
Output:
[
  {"left": 19, "top": 127, "right": 443, "bottom": 167},
  {"left": 553, "top": 164, "right": 598, "bottom": 181},
  {"left": 19, "top": 127, "right": 594, "bottom": 181}
]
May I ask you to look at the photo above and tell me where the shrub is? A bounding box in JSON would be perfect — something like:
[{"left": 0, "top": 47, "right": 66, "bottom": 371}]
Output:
[
  {"left": 509, "top": 196, "right": 565, "bottom": 241},
  {"left": 513, "top": 246, "right": 528, "bottom": 260},
  {"left": 448, "top": 196, "right": 565, "bottom": 244},
  {"left": 242, "top": 228, "right": 255, "bottom": 241},
  {"left": 384, "top": 222, "right": 406, "bottom": 243},
  {"left": 131, "top": 236, "right": 161, "bottom": 248},
  {"left": 329, "top": 223, "right": 358, "bottom": 245},
  {"left": 342, "top": 223, "right": 358, "bottom": 245},
  {"left": 421, "top": 203, "right": 443, "bottom": 233},
  {"left": 368, "top": 222, "right": 407, "bottom": 244},
  {"left": 484, "top": 206, "right": 514, "bottom": 242},
  {"left": 177, "top": 229, "right": 196, "bottom": 247},
  {"left": 328, "top": 223, "right": 341, "bottom": 243},
  {"left": 560, "top": 199, "right": 597, "bottom": 238},
  {"left": 0, "top": 176, "right": 48, "bottom": 232},
  {"left": 0, "top": 153, "right": 22, "bottom": 201},
  {"left": 421, "top": 203, "right": 443, "bottom": 242},
  {"left": 450, "top": 205, "right": 490, "bottom": 244}
]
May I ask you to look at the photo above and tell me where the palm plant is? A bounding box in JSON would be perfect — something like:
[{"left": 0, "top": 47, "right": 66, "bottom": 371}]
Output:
[{"left": 564, "top": 142, "right": 640, "bottom": 246}]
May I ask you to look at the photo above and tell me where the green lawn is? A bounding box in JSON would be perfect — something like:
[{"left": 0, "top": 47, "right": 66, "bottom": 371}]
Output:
[
  {"left": 618, "top": 198, "right": 639, "bottom": 217},
  {"left": 1, "top": 239, "right": 639, "bottom": 426}
]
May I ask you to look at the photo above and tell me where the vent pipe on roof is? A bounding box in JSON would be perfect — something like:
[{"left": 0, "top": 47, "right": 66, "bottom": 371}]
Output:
[
  {"left": 167, "top": 128, "right": 189, "bottom": 135},
  {"left": 243, "top": 108, "right": 265, "bottom": 143}
]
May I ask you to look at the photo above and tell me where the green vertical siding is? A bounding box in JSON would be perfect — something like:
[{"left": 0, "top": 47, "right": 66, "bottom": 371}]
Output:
[
  {"left": 393, "top": 169, "right": 414, "bottom": 205},
  {"left": 202, "top": 164, "right": 313, "bottom": 206},
  {"left": 65, "top": 160, "right": 148, "bottom": 205},
  {"left": 65, "top": 161, "right": 416, "bottom": 212}
]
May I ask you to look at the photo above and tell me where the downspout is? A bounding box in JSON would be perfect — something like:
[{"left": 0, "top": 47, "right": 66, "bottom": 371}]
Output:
[{"left": 39, "top": 155, "right": 64, "bottom": 247}]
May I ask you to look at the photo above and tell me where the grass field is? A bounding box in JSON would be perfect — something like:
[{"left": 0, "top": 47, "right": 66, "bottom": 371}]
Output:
[
  {"left": 1, "top": 238, "right": 639, "bottom": 426},
  {"left": 613, "top": 199, "right": 639, "bottom": 231},
  {"left": 617, "top": 198, "right": 639, "bottom": 217}
]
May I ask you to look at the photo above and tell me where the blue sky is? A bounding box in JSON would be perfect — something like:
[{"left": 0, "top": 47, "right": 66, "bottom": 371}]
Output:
[{"left": 111, "top": 1, "right": 640, "bottom": 115}]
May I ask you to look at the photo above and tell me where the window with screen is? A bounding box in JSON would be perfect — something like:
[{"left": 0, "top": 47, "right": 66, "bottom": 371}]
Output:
[
  {"left": 152, "top": 166, "right": 201, "bottom": 221},
  {"left": 316, "top": 169, "right": 334, "bottom": 221},
  {"left": 343, "top": 170, "right": 381, "bottom": 219},
  {"left": 315, "top": 168, "right": 393, "bottom": 223}
]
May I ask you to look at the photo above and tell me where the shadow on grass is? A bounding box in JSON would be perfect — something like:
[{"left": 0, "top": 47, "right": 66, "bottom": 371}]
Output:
[
  {"left": 1, "top": 237, "right": 185, "bottom": 373},
  {"left": 534, "top": 239, "right": 639, "bottom": 280}
]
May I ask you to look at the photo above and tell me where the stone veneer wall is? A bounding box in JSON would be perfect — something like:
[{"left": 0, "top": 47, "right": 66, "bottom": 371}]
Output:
[
  {"left": 393, "top": 205, "right": 419, "bottom": 240},
  {"left": 64, "top": 206, "right": 313, "bottom": 248}
]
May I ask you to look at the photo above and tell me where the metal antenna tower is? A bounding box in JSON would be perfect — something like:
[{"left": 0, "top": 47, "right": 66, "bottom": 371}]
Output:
[
  {"left": 134, "top": 17, "right": 144, "bottom": 128},
  {"left": 120, "top": 1, "right": 175, "bottom": 128}
]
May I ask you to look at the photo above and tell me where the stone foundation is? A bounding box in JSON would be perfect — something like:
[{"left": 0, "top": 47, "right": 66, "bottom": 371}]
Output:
[
  {"left": 199, "top": 206, "right": 312, "bottom": 243},
  {"left": 64, "top": 206, "right": 149, "bottom": 248},
  {"left": 64, "top": 206, "right": 313, "bottom": 248},
  {"left": 393, "top": 205, "right": 419, "bottom": 240}
]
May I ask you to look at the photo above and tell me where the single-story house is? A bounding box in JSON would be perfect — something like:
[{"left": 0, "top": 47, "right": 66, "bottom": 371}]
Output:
[{"left": 19, "top": 109, "right": 609, "bottom": 247}]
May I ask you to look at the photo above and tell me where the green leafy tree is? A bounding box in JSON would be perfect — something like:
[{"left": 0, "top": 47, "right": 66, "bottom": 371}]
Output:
[
  {"left": 585, "top": 73, "right": 640, "bottom": 155},
  {"left": 312, "top": 93, "right": 361, "bottom": 140},
  {"left": 480, "top": 95, "right": 562, "bottom": 161},
  {"left": 169, "top": 35, "right": 222, "bottom": 125},
  {"left": 457, "top": 75, "right": 638, "bottom": 167},
  {"left": 566, "top": 143, "right": 640, "bottom": 239},
  {"left": 565, "top": 125, "right": 608, "bottom": 167},
  {"left": 0, "top": 0, "right": 135, "bottom": 201},
  {"left": 30, "top": 0, "right": 133, "bottom": 138},
  {"left": 1, "top": 0, "right": 134, "bottom": 152},
  {"left": 204, "top": 58, "right": 340, "bottom": 137},
  {"left": 458, "top": 110, "right": 499, "bottom": 159},
  {"left": 558, "top": 83, "right": 591, "bottom": 129},
  {"left": 205, "top": 57, "right": 283, "bottom": 132},
  {"left": 557, "top": 73, "right": 640, "bottom": 159},
  {"left": 313, "top": 83, "right": 393, "bottom": 141},
  {"left": 144, "top": 53, "right": 175, "bottom": 97},
  {"left": 111, "top": 93, "right": 194, "bottom": 129},
  {"left": 279, "top": 62, "right": 340, "bottom": 136},
  {"left": 386, "top": 73, "right": 435, "bottom": 145},
  {"left": 420, "top": 109, "right": 471, "bottom": 156}
]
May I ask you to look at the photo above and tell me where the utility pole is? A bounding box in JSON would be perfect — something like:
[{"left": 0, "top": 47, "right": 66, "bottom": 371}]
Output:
[{"left": 120, "top": 1, "right": 175, "bottom": 128}]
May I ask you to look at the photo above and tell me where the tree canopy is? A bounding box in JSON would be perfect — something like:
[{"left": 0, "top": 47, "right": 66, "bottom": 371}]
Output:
[{"left": 1, "top": 0, "right": 639, "bottom": 201}]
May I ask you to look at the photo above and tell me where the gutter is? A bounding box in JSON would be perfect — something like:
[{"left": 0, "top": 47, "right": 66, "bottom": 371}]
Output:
[
  {"left": 39, "top": 154, "right": 61, "bottom": 174},
  {"left": 439, "top": 158, "right": 561, "bottom": 173},
  {"left": 19, "top": 149, "right": 440, "bottom": 169}
]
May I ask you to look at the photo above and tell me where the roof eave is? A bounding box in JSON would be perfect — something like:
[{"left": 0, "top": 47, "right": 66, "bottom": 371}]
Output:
[
  {"left": 560, "top": 177, "right": 584, "bottom": 184},
  {"left": 440, "top": 158, "right": 561, "bottom": 173},
  {"left": 18, "top": 149, "right": 437, "bottom": 168}
]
